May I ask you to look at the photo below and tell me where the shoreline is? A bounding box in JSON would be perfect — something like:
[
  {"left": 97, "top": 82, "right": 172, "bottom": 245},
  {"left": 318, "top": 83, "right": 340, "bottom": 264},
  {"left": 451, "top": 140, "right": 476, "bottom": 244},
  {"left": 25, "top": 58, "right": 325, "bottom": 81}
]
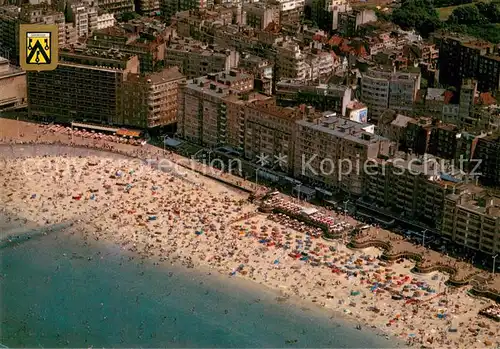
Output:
[
  {"left": 0, "top": 210, "right": 397, "bottom": 346},
  {"left": 1, "top": 122, "right": 499, "bottom": 348},
  {"left": 0, "top": 147, "right": 402, "bottom": 343}
]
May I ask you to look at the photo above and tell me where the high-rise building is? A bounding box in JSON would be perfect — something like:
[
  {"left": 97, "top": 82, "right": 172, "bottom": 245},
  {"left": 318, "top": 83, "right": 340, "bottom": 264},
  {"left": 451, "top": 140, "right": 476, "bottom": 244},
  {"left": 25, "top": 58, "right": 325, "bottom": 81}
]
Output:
[
  {"left": 363, "top": 156, "right": 463, "bottom": 229},
  {"left": 427, "top": 123, "right": 459, "bottom": 160},
  {"left": 0, "top": 4, "right": 68, "bottom": 64},
  {"left": 165, "top": 38, "right": 239, "bottom": 79},
  {"left": 96, "top": 12, "right": 115, "bottom": 30},
  {"left": 239, "top": 53, "right": 273, "bottom": 96},
  {"left": 87, "top": 26, "right": 166, "bottom": 73},
  {"left": 178, "top": 70, "right": 255, "bottom": 147},
  {"left": 438, "top": 35, "right": 500, "bottom": 92},
  {"left": 475, "top": 135, "right": 500, "bottom": 187},
  {"left": 66, "top": 1, "right": 98, "bottom": 38},
  {"left": 276, "top": 0, "right": 304, "bottom": 23},
  {"left": 145, "top": 67, "right": 185, "bottom": 128},
  {"left": 274, "top": 40, "right": 338, "bottom": 82},
  {"left": 442, "top": 186, "right": 500, "bottom": 255},
  {"left": 96, "top": 0, "right": 134, "bottom": 15},
  {"left": 294, "top": 114, "right": 393, "bottom": 195},
  {"left": 244, "top": 1, "right": 280, "bottom": 30},
  {"left": 275, "top": 81, "right": 352, "bottom": 115},
  {"left": 244, "top": 100, "right": 302, "bottom": 173},
  {"left": 360, "top": 67, "right": 420, "bottom": 122},
  {"left": 160, "top": 0, "right": 214, "bottom": 24},
  {"left": 27, "top": 48, "right": 145, "bottom": 127}
]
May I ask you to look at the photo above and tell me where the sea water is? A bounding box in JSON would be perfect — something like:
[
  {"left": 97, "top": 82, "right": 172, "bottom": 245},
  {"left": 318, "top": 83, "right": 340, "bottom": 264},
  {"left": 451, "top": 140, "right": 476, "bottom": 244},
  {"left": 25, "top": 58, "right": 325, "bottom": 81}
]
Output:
[{"left": 0, "top": 223, "right": 399, "bottom": 348}]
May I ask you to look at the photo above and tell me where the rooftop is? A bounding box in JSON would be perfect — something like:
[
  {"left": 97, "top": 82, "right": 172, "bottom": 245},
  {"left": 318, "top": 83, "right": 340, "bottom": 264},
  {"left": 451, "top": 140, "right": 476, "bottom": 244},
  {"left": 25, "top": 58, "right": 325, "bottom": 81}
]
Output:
[
  {"left": 381, "top": 153, "right": 465, "bottom": 180},
  {"left": 346, "top": 100, "right": 366, "bottom": 110},
  {"left": 297, "top": 116, "right": 389, "bottom": 145},
  {"left": 448, "top": 187, "right": 500, "bottom": 217},
  {"left": 186, "top": 70, "right": 253, "bottom": 98},
  {"left": 248, "top": 100, "right": 302, "bottom": 120},
  {"left": 60, "top": 48, "right": 134, "bottom": 62},
  {"left": 147, "top": 67, "right": 184, "bottom": 84},
  {"left": 0, "top": 56, "right": 24, "bottom": 78},
  {"left": 167, "top": 38, "right": 230, "bottom": 56},
  {"left": 426, "top": 88, "right": 446, "bottom": 102},
  {"left": 391, "top": 114, "right": 414, "bottom": 128}
]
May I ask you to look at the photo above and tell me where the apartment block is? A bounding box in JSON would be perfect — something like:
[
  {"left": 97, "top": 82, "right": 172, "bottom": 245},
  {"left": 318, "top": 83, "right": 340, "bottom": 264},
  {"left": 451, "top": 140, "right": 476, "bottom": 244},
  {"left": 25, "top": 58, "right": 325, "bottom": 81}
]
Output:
[
  {"left": 165, "top": 38, "right": 239, "bottom": 79},
  {"left": 97, "top": 12, "right": 115, "bottom": 30},
  {"left": 438, "top": 35, "right": 500, "bottom": 92},
  {"left": 418, "top": 88, "right": 448, "bottom": 119},
  {"left": 145, "top": 67, "right": 185, "bottom": 128},
  {"left": 442, "top": 187, "right": 500, "bottom": 255},
  {"left": 178, "top": 70, "right": 255, "bottom": 147},
  {"left": 364, "top": 156, "right": 462, "bottom": 229},
  {"left": 454, "top": 131, "right": 481, "bottom": 173},
  {"left": 310, "top": 0, "right": 348, "bottom": 31},
  {"left": 27, "top": 48, "right": 144, "bottom": 127},
  {"left": 0, "top": 3, "right": 67, "bottom": 61},
  {"left": 96, "top": 0, "right": 134, "bottom": 15},
  {"left": 174, "top": 8, "right": 233, "bottom": 40},
  {"left": 239, "top": 54, "right": 273, "bottom": 95},
  {"left": 244, "top": 100, "right": 302, "bottom": 173},
  {"left": 403, "top": 42, "right": 439, "bottom": 69},
  {"left": 475, "top": 135, "right": 500, "bottom": 187},
  {"left": 377, "top": 111, "right": 415, "bottom": 148},
  {"left": 274, "top": 40, "right": 339, "bottom": 82},
  {"left": 400, "top": 117, "right": 432, "bottom": 155},
  {"left": 294, "top": 114, "right": 393, "bottom": 195},
  {"left": 360, "top": 67, "right": 420, "bottom": 122},
  {"left": 427, "top": 123, "right": 459, "bottom": 160},
  {"left": 244, "top": 1, "right": 280, "bottom": 30},
  {"left": 135, "top": 0, "right": 160, "bottom": 15},
  {"left": 161, "top": 0, "right": 214, "bottom": 24},
  {"left": 87, "top": 25, "right": 166, "bottom": 73},
  {"left": 65, "top": 22, "right": 78, "bottom": 46},
  {"left": 278, "top": 0, "right": 305, "bottom": 23},
  {"left": 0, "top": 56, "right": 26, "bottom": 110},
  {"left": 66, "top": 1, "right": 98, "bottom": 38},
  {"left": 337, "top": 9, "right": 377, "bottom": 37}
]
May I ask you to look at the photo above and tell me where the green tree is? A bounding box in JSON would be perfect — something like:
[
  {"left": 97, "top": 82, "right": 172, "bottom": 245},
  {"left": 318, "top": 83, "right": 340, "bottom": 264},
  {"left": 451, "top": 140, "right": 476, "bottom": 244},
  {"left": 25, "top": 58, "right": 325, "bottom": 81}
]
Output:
[
  {"left": 391, "top": 0, "right": 441, "bottom": 37},
  {"left": 447, "top": 5, "right": 486, "bottom": 25},
  {"left": 475, "top": 1, "right": 500, "bottom": 23}
]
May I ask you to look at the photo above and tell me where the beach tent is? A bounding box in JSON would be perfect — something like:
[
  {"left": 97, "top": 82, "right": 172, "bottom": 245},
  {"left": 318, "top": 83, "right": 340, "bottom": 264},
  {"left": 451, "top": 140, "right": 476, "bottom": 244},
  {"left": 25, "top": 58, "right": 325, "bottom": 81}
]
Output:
[{"left": 300, "top": 207, "right": 318, "bottom": 216}]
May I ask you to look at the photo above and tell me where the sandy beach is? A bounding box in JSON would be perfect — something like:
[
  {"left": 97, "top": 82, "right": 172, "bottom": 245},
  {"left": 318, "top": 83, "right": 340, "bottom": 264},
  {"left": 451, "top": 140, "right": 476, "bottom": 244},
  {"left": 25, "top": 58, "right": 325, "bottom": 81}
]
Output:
[{"left": 1, "top": 149, "right": 499, "bottom": 348}]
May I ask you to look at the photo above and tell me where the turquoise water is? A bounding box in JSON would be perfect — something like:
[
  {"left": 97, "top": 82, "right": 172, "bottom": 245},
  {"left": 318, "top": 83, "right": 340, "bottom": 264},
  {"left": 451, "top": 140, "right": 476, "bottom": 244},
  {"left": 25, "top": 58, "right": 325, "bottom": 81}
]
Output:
[{"left": 0, "top": 226, "right": 397, "bottom": 348}]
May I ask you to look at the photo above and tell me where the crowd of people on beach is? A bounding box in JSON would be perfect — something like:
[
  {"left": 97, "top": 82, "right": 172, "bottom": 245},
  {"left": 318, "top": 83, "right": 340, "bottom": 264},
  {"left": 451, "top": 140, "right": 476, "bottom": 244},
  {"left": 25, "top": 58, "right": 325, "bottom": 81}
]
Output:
[{"left": 1, "top": 119, "right": 500, "bottom": 348}]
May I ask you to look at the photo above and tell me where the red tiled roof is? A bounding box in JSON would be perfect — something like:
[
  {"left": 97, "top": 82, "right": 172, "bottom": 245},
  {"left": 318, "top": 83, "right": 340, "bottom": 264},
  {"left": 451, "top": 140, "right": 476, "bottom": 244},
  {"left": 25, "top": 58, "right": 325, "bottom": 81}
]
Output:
[
  {"left": 328, "top": 35, "right": 343, "bottom": 46},
  {"left": 313, "top": 34, "right": 324, "bottom": 42},
  {"left": 475, "top": 92, "right": 496, "bottom": 106},
  {"left": 443, "top": 90, "right": 454, "bottom": 104},
  {"left": 357, "top": 45, "right": 368, "bottom": 57},
  {"left": 340, "top": 41, "right": 351, "bottom": 53}
]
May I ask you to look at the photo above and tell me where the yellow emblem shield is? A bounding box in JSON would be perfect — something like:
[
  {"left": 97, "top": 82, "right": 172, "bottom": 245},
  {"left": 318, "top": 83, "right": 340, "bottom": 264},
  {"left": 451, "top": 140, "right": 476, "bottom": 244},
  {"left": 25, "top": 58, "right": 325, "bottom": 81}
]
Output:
[{"left": 20, "top": 24, "right": 59, "bottom": 71}]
